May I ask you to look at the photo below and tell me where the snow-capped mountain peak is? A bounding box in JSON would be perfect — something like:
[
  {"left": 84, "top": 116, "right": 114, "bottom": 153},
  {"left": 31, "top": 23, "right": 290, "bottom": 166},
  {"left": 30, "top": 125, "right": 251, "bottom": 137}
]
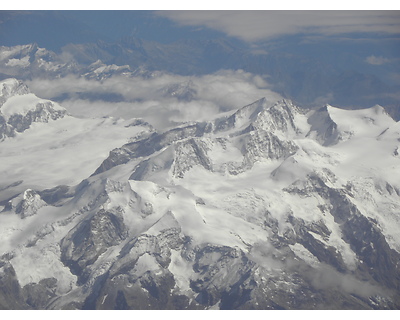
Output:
[
  {"left": 0, "top": 80, "right": 399, "bottom": 309},
  {"left": 0, "top": 78, "right": 30, "bottom": 105},
  {"left": 0, "top": 78, "right": 67, "bottom": 140},
  {"left": 1, "top": 92, "right": 66, "bottom": 120}
]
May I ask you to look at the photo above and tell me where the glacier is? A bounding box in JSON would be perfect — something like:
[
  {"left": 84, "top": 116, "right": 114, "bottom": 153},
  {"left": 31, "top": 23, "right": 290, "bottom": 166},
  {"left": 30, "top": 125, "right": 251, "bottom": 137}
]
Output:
[{"left": 0, "top": 78, "right": 399, "bottom": 309}]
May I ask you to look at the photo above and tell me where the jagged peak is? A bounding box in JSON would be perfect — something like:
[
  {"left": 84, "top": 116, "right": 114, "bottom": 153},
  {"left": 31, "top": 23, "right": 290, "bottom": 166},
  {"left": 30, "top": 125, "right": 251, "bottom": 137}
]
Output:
[
  {"left": 212, "top": 98, "right": 306, "bottom": 138},
  {"left": 250, "top": 98, "right": 306, "bottom": 138},
  {"left": 0, "top": 78, "right": 66, "bottom": 120},
  {"left": 238, "top": 97, "right": 268, "bottom": 113},
  {"left": 267, "top": 99, "right": 304, "bottom": 118},
  {"left": 89, "top": 59, "right": 103, "bottom": 66},
  {"left": 271, "top": 98, "right": 295, "bottom": 108},
  {"left": 0, "top": 78, "right": 30, "bottom": 103},
  {"left": 6, "top": 188, "right": 48, "bottom": 219},
  {"left": 213, "top": 98, "right": 268, "bottom": 133}
]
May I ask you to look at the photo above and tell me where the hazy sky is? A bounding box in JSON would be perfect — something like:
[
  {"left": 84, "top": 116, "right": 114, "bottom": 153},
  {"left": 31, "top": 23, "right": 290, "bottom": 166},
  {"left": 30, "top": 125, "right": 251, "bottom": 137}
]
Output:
[
  {"left": 157, "top": 10, "right": 400, "bottom": 42},
  {"left": 1, "top": 3, "right": 399, "bottom": 118}
]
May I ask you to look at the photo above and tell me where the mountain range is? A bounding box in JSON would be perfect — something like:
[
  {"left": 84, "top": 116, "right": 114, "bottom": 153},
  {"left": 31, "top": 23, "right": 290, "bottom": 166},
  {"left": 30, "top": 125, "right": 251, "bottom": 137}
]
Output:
[{"left": 0, "top": 78, "right": 399, "bottom": 309}]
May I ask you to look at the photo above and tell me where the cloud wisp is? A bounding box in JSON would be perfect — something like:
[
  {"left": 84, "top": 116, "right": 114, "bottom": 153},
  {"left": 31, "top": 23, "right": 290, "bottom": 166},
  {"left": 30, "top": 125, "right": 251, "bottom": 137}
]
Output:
[
  {"left": 157, "top": 11, "right": 400, "bottom": 42},
  {"left": 27, "top": 70, "right": 282, "bottom": 131},
  {"left": 365, "top": 55, "right": 391, "bottom": 65}
]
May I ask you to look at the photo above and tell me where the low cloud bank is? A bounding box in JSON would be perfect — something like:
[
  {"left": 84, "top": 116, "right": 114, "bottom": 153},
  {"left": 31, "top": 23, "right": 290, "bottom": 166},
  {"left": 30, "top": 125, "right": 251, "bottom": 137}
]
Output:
[{"left": 27, "top": 70, "right": 282, "bottom": 130}]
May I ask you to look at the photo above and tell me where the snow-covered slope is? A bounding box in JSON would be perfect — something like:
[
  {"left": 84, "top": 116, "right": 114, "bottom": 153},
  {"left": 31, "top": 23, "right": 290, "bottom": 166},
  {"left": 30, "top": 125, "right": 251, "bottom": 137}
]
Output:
[
  {"left": 0, "top": 78, "right": 152, "bottom": 199},
  {"left": 0, "top": 82, "right": 399, "bottom": 310}
]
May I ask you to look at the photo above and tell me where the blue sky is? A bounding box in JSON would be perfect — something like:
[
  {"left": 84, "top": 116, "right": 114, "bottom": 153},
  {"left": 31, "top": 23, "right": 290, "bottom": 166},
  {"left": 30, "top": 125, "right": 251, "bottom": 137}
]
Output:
[
  {"left": 3, "top": 9, "right": 398, "bottom": 46},
  {"left": 2, "top": 10, "right": 399, "bottom": 67}
]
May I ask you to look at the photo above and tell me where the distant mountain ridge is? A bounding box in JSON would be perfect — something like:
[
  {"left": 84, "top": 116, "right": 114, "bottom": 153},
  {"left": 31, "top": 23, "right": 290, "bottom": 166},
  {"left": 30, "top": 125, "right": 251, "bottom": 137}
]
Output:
[{"left": 0, "top": 39, "right": 398, "bottom": 114}]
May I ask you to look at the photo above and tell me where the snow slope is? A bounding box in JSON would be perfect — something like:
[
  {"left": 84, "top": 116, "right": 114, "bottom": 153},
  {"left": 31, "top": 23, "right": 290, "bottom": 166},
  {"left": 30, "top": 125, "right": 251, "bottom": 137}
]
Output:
[
  {"left": 0, "top": 78, "right": 152, "bottom": 196},
  {"left": 0, "top": 116, "right": 151, "bottom": 191}
]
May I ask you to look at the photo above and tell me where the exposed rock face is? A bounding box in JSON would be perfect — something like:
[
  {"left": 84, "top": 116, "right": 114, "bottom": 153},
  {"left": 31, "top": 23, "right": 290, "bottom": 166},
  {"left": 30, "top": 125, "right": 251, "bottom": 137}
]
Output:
[
  {"left": 307, "top": 106, "right": 340, "bottom": 146},
  {"left": 94, "top": 122, "right": 212, "bottom": 176},
  {"left": 21, "top": 278, "right": 58, "bottom": 309},
  {"left": 172, "top": 138, "right": 213, "bottom": 178},
  {"left": 7, "top": 102, "right": 66, "bottom": 132},
  {"left": 2, "top": 188, "right": 48, "bottom": 219},
  {"left": 0, "top": 261, "right": 29, "bottom": 309},
  {"left": 285, "top": 172, "right": 400, "bottom": 292},
  {"left": 97, "top": 99, "right": 301, "bottom": 179},
  {"left": 60, "top": 207, "right": 129, "bottom": 284},
  {"left": 14, "top": 189, "right": 48, "bottom": 219},
  {"left": 86, "top": 223, "right": 188, "bottom": 310}
]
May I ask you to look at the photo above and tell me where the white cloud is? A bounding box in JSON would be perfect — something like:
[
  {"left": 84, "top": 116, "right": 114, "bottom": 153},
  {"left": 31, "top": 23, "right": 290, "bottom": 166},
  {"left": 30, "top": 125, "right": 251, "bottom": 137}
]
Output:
[
  {"left": 27, "top": 70, "right": 282, "bottom": 131},
  {"left": 312, "top": 92, "right": 334, "bottom": 106},
  {"left": 157, "top": 11, "right": 400, "bottom": 42},
  {"left": 365, "top": 55, "right": 391, "bottom": 65}
]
